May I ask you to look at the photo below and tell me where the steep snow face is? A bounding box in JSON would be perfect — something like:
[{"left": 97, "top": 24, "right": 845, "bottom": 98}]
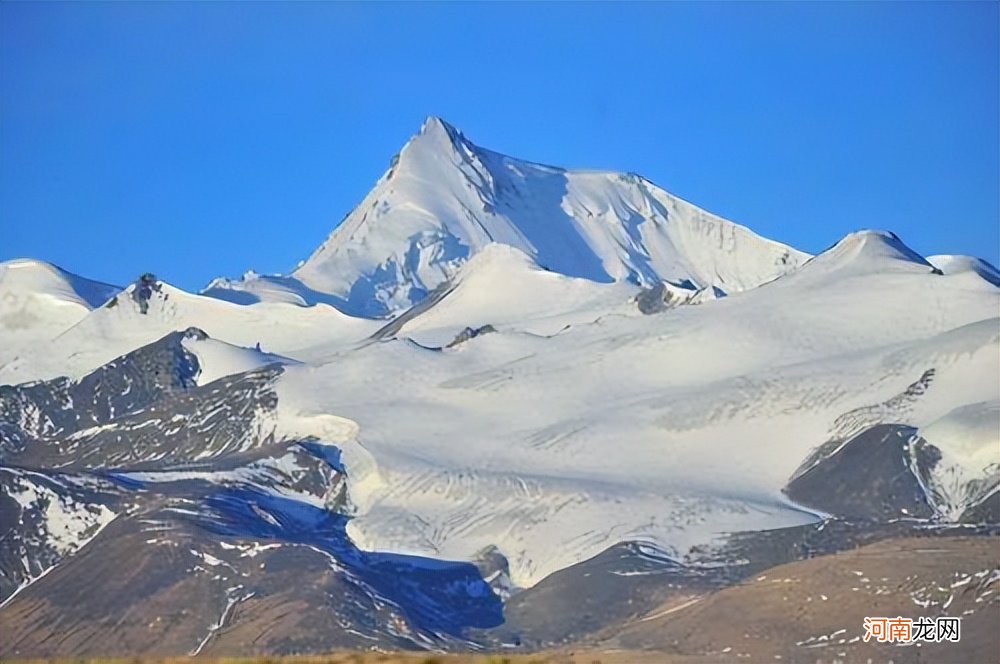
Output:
[
  {"left": 0, "top": 259, "right": 120, "bottom": 366},
  {"left": 213, "top": 117, "right": 808, "bottom": 317},
  {"left": 180, "top": 335, "right": 296, "bottom": 386}
]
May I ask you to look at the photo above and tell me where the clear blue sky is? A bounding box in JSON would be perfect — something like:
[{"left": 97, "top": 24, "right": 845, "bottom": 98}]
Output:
[{"left": 2, "top": 2, "right": 997, "bottom": 290}]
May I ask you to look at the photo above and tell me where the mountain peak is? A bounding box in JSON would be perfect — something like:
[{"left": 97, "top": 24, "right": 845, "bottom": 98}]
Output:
[
  {"left": 799, "top": 229, "right": 936, "bottom": 278},
  {"left": 0, "top": 257, "right": 76, "bottom": 285},
  {"left": 419, "top": 115, "right": 459, "bottom": 138},
  {"left": 0, "top": 258, "right": 119, "bottom": 308},
  {"left": 834, "top": 229, "right": 930, "bottom": 265},
  {"left": 217, "top": 122, "right": 810, "bottom": 317},
  {"left": 394, "top": 115, "right": 476, "bottom": 171}
]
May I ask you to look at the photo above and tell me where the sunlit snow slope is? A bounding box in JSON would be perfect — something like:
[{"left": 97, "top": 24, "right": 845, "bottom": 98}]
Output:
[
  {"left": 0, "top": 259, "right": 119, "bottom": 366},
  {"left": 271, "top": 232, "right": 1000, "bottom": 587},
  {"left": 208, "top": 117, "right": 809, "bottom": 316}
]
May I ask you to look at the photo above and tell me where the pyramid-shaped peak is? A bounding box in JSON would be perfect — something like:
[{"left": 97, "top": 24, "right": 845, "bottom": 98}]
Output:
[
  {"left": 386, "top": 116, "right": 481, "bottom": 180},
  {"left": 407, "top": 115, "right": 472, "bottom": 152},
  {"left": 420, "top": 115, "right": 460, "bottom": 137},
  {"left": 242, "top": 117, "right": 811, "bottom": 317}
]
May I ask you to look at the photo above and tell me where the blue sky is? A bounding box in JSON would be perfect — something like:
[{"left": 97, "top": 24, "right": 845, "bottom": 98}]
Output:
[{"left": 2, "top": 2, "right": 997, "bottom": 290}]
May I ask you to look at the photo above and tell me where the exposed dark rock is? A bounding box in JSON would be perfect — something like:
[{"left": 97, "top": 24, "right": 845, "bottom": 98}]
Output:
[
  {"left": 635, "top": 282, "right": 688, "bottom": 314},
  {"left": 446, "top": 324, "right": 496, "bottom": 348},
  {"left": 785, "top": 424, "right": 936, "bottom": 520},
  {"left": 131, "top": 273, "right": 163, "bottom": 315},
  {"left": 962, "top": 488, "right": 1000, "bottom": 524},
  {"left": 0, "top": 328, "right": 207, "bottom": 455}
]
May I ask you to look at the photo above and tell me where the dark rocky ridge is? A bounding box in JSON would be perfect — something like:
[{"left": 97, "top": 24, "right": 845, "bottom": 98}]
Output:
[{"left": 0, "top": 327, "right": 206, "bottom": 454}]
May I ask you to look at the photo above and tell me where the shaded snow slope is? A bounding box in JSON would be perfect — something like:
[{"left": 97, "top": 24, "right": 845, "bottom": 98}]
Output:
[
  {"left": 202, "top": 271, "right": 350, "bottom": 308},
  {"left": 0, "top": 259, "right": 118, "bottom": 309},
  {"left": 928, "top": 254, "right": 1000, "bottom": 287},
  {"left": 209, "top": 117, "right": 809, "bottom": 316}
]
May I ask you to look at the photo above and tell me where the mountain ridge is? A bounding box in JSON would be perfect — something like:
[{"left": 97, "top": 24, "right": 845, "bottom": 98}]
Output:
[{"left": 206, "top": 116, "right": 812, "bottom": 316}]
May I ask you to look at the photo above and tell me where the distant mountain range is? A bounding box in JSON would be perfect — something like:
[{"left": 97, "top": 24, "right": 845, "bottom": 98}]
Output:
[{"left": 1, "top": 117, "right": 997, "bottom": 660}]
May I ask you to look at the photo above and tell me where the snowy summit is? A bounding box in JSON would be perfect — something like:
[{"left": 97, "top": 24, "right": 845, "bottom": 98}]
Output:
[{"left": 206, "top": 117, "right": 809, "bottom": 316}]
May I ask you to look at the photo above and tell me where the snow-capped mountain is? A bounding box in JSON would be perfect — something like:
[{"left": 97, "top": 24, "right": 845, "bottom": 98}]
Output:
[
  {"left": 0, "top": 259, "right": 119, "bottom": 366},
  {"left": 2, "top": 117, "right": 998, "bottom": 659},
  {"left": 206, "top": 117, "right": 809, "bottom": 317},
  {"left": 267, "top": 230, "right": 997, "bottom": 588},
  {"left": 0, "top": 274, "right": 377, "bottom": 385}
]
